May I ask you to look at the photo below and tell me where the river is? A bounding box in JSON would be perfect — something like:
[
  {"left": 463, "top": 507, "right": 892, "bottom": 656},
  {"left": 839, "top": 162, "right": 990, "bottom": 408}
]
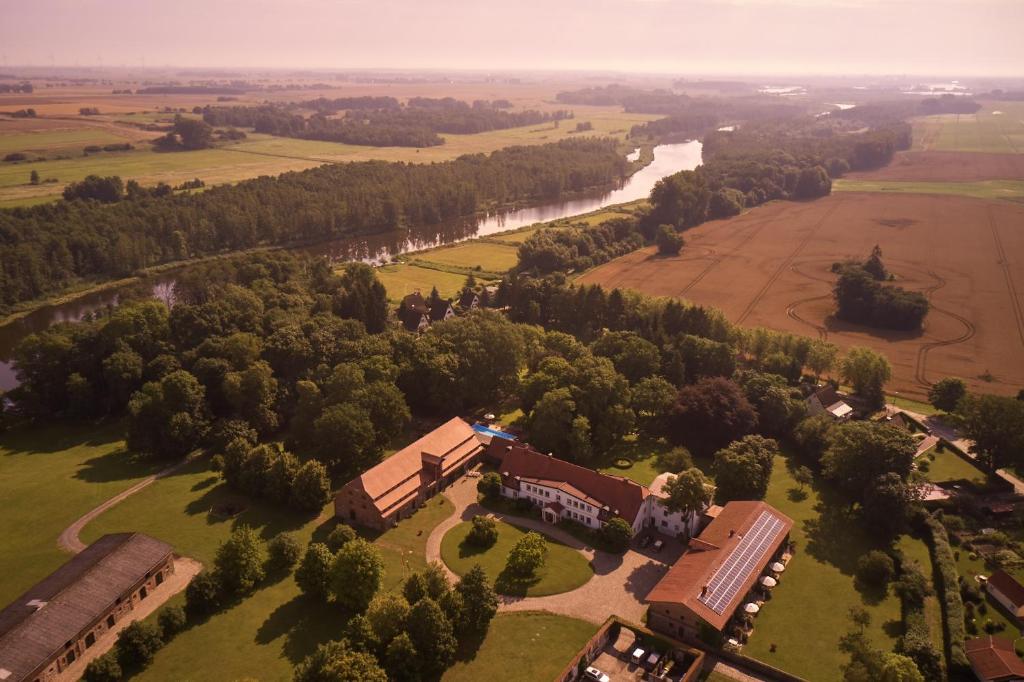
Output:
[{"left": 0, "top": 140, "right": 702, "bottom": 392}]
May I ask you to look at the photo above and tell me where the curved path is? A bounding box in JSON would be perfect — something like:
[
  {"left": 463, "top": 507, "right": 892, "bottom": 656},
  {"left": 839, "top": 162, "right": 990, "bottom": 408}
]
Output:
[
  {"left": 58, "top": 457, "right": 193, "bottom": 554},
  {"left": 425, "top": 475, "right": 672, "bottom": 625}
]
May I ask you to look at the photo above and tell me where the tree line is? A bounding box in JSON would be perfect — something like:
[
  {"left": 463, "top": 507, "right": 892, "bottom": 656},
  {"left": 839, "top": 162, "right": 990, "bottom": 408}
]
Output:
[
  {"left": 0, "top": 138, "right": 626, "bottom": 313},
  {"left": 200, "top": 98, "right": 572, "bottom": 148}
]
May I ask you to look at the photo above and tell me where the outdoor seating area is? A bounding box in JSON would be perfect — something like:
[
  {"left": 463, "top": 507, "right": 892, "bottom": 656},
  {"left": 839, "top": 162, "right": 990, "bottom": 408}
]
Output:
[{"left": 725, "top": 551, "right": 792, "bottom": 649}]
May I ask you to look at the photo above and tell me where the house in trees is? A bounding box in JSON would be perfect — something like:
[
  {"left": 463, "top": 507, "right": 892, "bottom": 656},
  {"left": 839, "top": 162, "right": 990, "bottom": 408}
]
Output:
[
  {"left": 490, "top": 443, "right": 702, "bottom": 535},
  {"left": 457, "top": 288, "right": 480, "bottom": 311},
  {"left": 429, "top": 300, "right": 455, "bottom": 324},
  {"left": 0, "top": 533, "right": 175, "bottom": 682},
  {"left": 335, "top": 417, "right": 485, "bottom": 530},
  {"left": 985, "top": 571, "right": 1024, "bottom": 622},
  {"left": 806, "top": 385, "right": 853, "bottom": 421},
  {"left": 397, "top": 291, "right": 431, "bottom": 332},
  {"left": 645, "top": 501, "right": 794, "bottom": 640},
  {"left": 965, "top": 635, "right": 1024, "bottom": 681}
]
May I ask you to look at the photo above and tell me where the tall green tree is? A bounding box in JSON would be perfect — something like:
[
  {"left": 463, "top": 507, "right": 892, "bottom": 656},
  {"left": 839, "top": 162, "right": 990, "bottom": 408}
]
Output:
[
  {"left": 957, "top": 393, "right": 1024, "bottom": 472},
  {"left": 840, "top": 347, "right": 892, "bottom": 410},
  {"left": 214, "top": 525, "right": 266, "bottom": 596},
  {"left": 330, "top": 538, "right": 384, "bottom": 612}
]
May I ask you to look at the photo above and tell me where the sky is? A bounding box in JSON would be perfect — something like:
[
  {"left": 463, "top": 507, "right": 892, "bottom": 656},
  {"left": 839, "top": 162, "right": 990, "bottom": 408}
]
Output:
[{"left": 1, "top": 0, "right": 1022, "bottom": 77}]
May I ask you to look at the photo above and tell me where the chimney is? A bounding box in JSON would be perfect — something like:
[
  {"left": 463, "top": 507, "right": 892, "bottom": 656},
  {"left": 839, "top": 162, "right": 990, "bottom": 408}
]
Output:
[
  {"left": 729, "top": 530, "right": 735, "bottom": 538},
  {"left": 700, "top": 585, "right": 708, "bottom": 596}
]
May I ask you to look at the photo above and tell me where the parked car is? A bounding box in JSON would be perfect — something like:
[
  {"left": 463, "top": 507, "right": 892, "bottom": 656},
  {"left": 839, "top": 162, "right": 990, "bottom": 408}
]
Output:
[
  {"left": 584, "top": 666, "right": 610, "bottom": 682},
  {"left": 640, "top": 534, "right": 653, "bottom": 548}
]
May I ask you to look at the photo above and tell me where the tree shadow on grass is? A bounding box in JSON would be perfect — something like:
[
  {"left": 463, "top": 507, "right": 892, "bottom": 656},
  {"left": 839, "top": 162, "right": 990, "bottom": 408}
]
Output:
[
  {"left": 74, "top": 447, "right": 164, "bottom": 483},
  {"left": 787, "top": 487, "right": 809, "bottom": 503},
  {"left": 495, "top": 566, "right": 540, "bottom": 598},
  {"left": 456, "top": 537, "right": 490, "bottom": 561},
  {"left": 802, "top": 494, "right": 875, "bottom": 578},
  {"left": 255, "top": 595, "right": 348, "bottom": 665},
  {"left": 0, "top": 418, "right": 126, "bottom": 455},
  {"left": 183, "top": 479, "right": 311, "bottom": 541}
]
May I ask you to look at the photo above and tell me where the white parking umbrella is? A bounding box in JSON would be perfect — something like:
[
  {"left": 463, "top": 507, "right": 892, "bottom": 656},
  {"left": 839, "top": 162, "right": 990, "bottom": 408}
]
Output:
[
  {"left": 761, "top": 576, "right": 777, "bottom": 588},
  {"left": 744, "top": 603, "right": 760, "bottom": 614},
  {"left": 771, "top": 562, "right": 786, "bottom": 573}
]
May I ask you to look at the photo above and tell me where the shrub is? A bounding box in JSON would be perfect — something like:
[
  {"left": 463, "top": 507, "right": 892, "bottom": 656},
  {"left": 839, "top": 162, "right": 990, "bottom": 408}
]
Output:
[
  {"left": 477, "top": 471, "right": 502, "bottom": 498},
  {"left": 921, "top": 512, "right": 970, "bottom": 672},
  {"left": 267, "top": 533, "right": 302, "bottom": 573},
  {"left": 82, "top": 652, "right": 122, "bottom": 682},
  {"left": 505, "top": 531, "right": 547, "bottom": 577},
  {"left": 295, "top": 542, "right": 335, "bottom": 601},
  {"left": 115, "top": 620, "right": 163, "bottom": 671},
  {"left": 466, "top": 515, "right": 499, "bottom": 548},
  {"left": 157, "top": 605, "right": 187, "bottom": 639},
  {"left": 184, "top": 571, "right": 222, "bottom": 620},
  {"left": 214, "top": 525, "right": 266, "bottom": 595},
  {"left": 856, "top": 550, "right": 895, "bottom": 589},
  {"left": 600, "top": 517, "right": 634, "bottom": 553},
  {"left": 327, "top": 523, "right": 358, "bottom": 552},
  {"left": 655, "top": 224, "right": 684, "bottom": 256}
]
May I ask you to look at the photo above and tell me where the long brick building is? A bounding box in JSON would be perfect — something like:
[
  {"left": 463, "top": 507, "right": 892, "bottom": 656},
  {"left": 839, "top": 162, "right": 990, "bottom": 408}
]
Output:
[{"left": 0, "top": 533, "right": 175, "bottom": 682}]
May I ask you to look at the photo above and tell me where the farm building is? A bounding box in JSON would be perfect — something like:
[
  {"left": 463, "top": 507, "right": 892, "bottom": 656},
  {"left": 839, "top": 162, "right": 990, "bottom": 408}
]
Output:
[
  {"left": 335, "top": 417, "right": 485, "bottom": 530},
  {"left": 986, "top": 570, "right": 1024, "bottom": 621},
  {"left": 965, "top": 635, "right": 1024, "bottom": 682},
  {"left": 490, "top": 443, "right": 702, "bottom": 536},
  {"left": 645, "top": 501, "right": 794, "bottom": 640},
  {"left": 806, "top": 385, "right": 853, "bottom": 421},
  {"left": 0, "top": 533, "right": 175, "bottom": 682}
]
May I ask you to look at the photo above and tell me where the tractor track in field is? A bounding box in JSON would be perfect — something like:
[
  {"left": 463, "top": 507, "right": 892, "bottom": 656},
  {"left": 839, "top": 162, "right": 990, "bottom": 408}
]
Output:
[
  {"left": 988, "top": 204, "right": 1024, "bottom": 349},
  {"left": 913, "top": 270, "right": 976, "bottom": 388}
]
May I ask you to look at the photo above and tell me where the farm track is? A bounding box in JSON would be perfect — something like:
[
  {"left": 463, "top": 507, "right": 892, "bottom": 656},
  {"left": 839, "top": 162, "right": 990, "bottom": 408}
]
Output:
[
  {"left": 913, "top": 271, "right": 977, "bottom": 388},
  {"left": 988, "top": 205, "right": 1024, "bottom": 348},
  {"left": 736, "top": 200, "right": 843, "bottom": 325}
]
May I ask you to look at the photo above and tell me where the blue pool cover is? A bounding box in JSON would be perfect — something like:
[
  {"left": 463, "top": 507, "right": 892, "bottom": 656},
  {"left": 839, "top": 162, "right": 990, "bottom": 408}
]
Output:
[{"left": 472, "top": 423, "right": 517, "bottom": 441}]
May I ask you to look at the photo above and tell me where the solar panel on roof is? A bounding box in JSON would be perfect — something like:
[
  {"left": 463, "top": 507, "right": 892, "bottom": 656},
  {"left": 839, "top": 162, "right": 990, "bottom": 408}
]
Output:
[{"left": 697, "top": 511, "right": 784, "bottom": 614}]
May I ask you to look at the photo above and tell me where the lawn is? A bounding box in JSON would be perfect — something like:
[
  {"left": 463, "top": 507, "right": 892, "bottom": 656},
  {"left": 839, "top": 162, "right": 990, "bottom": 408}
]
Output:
[
  {"left": 442, "top": 611, "right": 597, "bottom": 682},
  {"left": 886, "top": 394, "right": 940, "bottom": 417},
  {"left": 80, "top": 452, "right": 454, "bottom": 680},
  {"left": 0, "top": 127, "right": 134, "bottom": 156},
  {"left": 742, "top": 454, "right": 904, "bottom": 681},
  {"left": 440, "top": 519, "right": 593, "bottom": 597},
  {"left": 834, "top": 178, "right": 1024, "bottom": 201},
  {"left": 373, "top": 262, "right": 485, "bottom": 302},
  {"left": 920, "top": 445, "right": 990, "bottom": 487},
  {"left": 912, "top": 102, "right": 1024, "bottom": 154},
  {"left": 0, "top": 420, "right": 163, "bottom": 605},
  {"left": 414, "top": 241, "right": 520, "bottom": 273},
  {"left": 596, "top": 434, "right": 688, "bottom": 486},
  {"left": 896, "top": 535, "right": 945, "bottom": 651}
]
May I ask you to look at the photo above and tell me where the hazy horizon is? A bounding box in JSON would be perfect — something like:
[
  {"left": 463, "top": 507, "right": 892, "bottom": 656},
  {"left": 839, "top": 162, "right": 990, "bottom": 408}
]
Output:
[{"left": 1, "top": 0, "right": 1022, "bottom": 78}]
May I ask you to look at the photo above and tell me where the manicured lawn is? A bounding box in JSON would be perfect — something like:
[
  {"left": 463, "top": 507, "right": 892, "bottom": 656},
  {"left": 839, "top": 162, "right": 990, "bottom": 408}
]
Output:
[
  {"left": 81, "top": 454, "right": 454, "bottom": 680},
  {"left": 0, "top": 420, "right": 162, "bottom": 605},
  {"left": 442, "top": 611, "right": 596, "bottom": 682},
  {"left": 440, "top": 519, "right": 593, "bottom": 597},
  {"left": 414, "top": 241, "right": 520, "bottom": 273},
  {"left": 887, "top": 394, "right": 940, "bottom": 416},
  {"left": 742, "top": 454, "right": 903, "bottom": 681},
  {"left": 921, "top": 445, "right": 990, "bottom": 487},
  {"left": 596, "top": 435, "right": 686, "bottom": 486},
  {"left": 374, "top": 262, "right": 486, "bottom": 302}
]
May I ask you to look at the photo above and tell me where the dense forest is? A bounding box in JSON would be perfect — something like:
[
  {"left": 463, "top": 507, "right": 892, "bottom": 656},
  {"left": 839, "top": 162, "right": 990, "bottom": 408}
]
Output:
[
  {"left": 0, "top": 139, "right": 626, "bottom": 312},
  {"left": 201, "top": 97, "right": 572, "bottom": 147}
]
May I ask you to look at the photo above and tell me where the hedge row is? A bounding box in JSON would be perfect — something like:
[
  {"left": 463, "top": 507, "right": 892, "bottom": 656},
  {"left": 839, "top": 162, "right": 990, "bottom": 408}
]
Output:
[
  {"left": 921, "top": 512, "right": 971, "bottom": 674},
  {"left": 892, "top": 548, "right": 944, "bottom": 681}
]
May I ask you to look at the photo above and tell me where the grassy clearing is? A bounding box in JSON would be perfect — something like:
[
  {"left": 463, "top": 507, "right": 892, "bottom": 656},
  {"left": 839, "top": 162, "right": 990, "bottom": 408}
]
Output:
[
  {"left": 834, "top": 178, "right": 1024, "bottom": 201},
  {"left": 442, "top": 611, "right": 596, "bottom": 682},
  {"left": 414, "top": 241, "right": 520, "bottom": 273},
  {"left": 440, "top": 519, "right": 593, "bottom": 597},
  {"left": 742, "top": 453, "right": 903, "bottom": 681},
  {"left": 921, "top": 445, "right": 990, "bottom": 487},
  {"left": 0, "top": 421, "right": 162, "bottom": 605},
  {"left": 374, "top": 263, "right": 482, "bottom": 302},
  {"left": 912, "top": 102, "right": 1024, "bottom": 154},
  {"left": 80, "top": 447, "right": 453, "bottom": 679},
  {"left": 887, "top": 394, "right": 940, "bottom": 417},
  {"left": 897, "top": 535, "right": 945, "bottom": 651},
  {"left": 596, "top": 435, "right": 685, "bottom": 486}
]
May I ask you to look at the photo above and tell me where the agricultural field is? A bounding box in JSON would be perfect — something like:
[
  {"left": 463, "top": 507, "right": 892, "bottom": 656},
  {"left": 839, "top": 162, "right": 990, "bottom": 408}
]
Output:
[
  {"left": 834, "top": 178, "right": 1024, "bottom": 202},
  {"left": 911, "top": 101, "right": 1024, "bottom": 154},
  {"left": 844, "top": 150, "right": 1024, "bottom": 183},
  {"left": 578, "top": 192, "right": 1024, "bottom": 400},
  {"left": 0, "top": 79, "right": 656, "bottom": 206}
]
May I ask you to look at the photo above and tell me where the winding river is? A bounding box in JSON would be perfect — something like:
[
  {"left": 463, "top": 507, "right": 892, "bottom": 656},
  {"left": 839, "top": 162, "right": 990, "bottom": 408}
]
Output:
[{"left": 0, "top": 140, "right": 702, "bottom": 392}]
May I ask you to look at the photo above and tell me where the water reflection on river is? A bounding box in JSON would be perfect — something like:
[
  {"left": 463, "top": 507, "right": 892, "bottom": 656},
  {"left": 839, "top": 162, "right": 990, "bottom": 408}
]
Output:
[{"left": 0, "top": 140, "right": 702, "bottom": 392}]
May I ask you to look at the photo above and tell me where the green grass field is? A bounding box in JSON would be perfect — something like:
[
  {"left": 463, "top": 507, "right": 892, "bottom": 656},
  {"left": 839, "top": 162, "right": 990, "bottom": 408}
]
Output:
[
  {"left": 0, "top": 107, "right": 655, "bottom": 206},
  {"left": 374, "top": 263, "right": 485, "bottom": 302},
  {"left": 912, "top": 102, "right": 1024, "bottom": 154},
  {"left": 0, "top": 127, "right": 135, "bottom": 156},
  {"left": 742, "top": 454, "right": 903, "bottom": 681},
  {"left": 440, "top": 520, "right": 593, "bottom": 597},
  {"left": 834, "top": 178, "right": 1024, "bottom": 201},
  {"left": 414, "top": 241, "right": 520, "bottom": 273},
  {"left": 442, "top": 611, "right": 596, "bottom": 682},
  {"left": 921, "top": 445, "right": 990, "bottom": 487},
  {"left": 0, "top": 421, "right": 162, "bottom": 606}
]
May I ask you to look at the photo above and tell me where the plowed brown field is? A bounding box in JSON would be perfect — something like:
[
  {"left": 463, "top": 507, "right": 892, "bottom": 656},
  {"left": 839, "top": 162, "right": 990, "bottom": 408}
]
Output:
[
  {"left": 578, "top": 193, "right": 1024, "bottom": 399},
  {"left": 846, "top": 151, "right": 1024, "bottom": 181}
]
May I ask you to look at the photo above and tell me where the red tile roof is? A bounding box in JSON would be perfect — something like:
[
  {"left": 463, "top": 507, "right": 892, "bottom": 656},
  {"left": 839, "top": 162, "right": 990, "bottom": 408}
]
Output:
[
  {"left": 349, "top": 417, "right": 482, "bottom": 516},
  {"left": 495, "top": 444, "right": 651, "bottom": 523},
  {"left": 966, "top": 636, "right": 1024, "bottom": 681},
  {"left": 646, "top": 501, "right": 793, "bottom": 631},
  {"left": 988, "top": 570, "right": 1024, "bottom": 607}
]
